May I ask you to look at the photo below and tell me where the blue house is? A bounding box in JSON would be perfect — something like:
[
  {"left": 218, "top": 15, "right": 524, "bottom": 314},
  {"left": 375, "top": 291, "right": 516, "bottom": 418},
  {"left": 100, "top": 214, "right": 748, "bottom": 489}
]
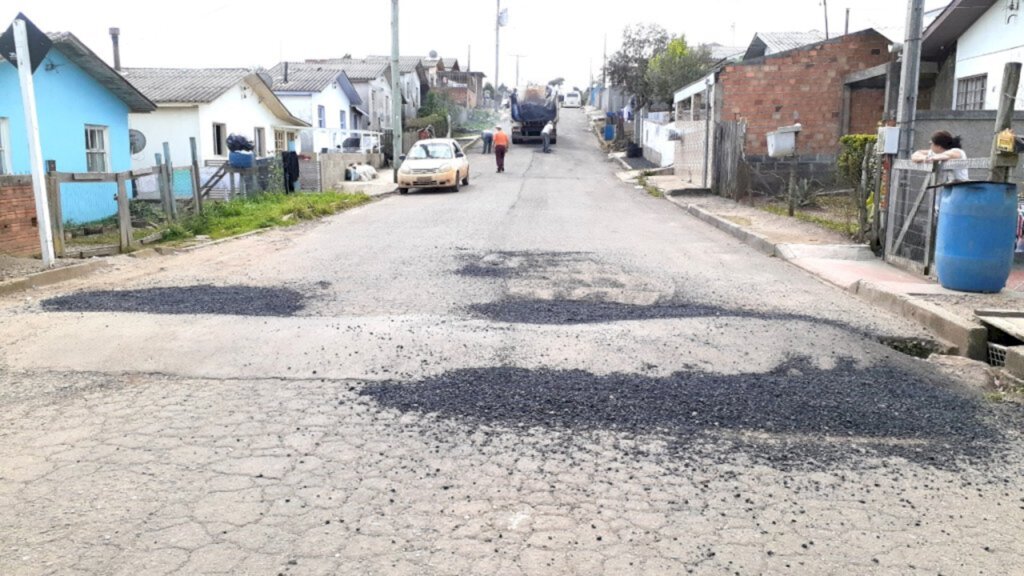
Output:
[{"left": 0, "top": 27, "right": 154, "bottom": 224}]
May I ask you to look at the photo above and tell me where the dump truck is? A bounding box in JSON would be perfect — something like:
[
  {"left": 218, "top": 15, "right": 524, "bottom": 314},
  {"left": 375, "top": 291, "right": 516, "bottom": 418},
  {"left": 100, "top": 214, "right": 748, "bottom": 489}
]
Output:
[{"left": 510, "top": 84, "right": 558, "bottom": 145}]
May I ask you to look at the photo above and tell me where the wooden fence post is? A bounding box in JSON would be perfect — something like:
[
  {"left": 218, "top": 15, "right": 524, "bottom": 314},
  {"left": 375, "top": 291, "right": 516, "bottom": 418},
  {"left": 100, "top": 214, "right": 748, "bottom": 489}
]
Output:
[
  {"left": 162, "top": 142, "right": 178, "bottom": 220},
  {"left": 115, "top": 173, "right": 133, "bottom": 252},
  {"left": 44, "top": 160, "right": 64, "bottom": 257},
  {"left": 155, "top": 152, "right": 170, "bottom": 219},
  {"left": 989, "top": 62, "right": 1022, "bottom": 183},
  {"left": 190, "top": 137, "right": 203, "bottom": 214}
]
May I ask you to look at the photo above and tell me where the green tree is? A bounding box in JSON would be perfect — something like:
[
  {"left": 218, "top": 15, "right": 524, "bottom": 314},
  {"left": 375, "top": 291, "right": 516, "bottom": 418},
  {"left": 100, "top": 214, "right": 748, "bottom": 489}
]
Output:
[
  {"left": 605, "top": 24, "right": 672, "bottom": 109},
  {"left": 646, "top": 38, "right": 715, "bottom": 107}
]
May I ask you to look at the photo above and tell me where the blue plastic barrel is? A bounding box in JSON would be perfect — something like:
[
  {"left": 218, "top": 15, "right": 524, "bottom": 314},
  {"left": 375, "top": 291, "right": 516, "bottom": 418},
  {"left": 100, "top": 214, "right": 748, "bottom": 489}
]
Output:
[
  {"left": 603, "top": 124, "right": 615, "bottom": 141},
  {"left": 934, "top": 182, "right": 1017, "bottom": 293},
  {"left": 228, "top": 151, "right": 253, "bottom": 168}
]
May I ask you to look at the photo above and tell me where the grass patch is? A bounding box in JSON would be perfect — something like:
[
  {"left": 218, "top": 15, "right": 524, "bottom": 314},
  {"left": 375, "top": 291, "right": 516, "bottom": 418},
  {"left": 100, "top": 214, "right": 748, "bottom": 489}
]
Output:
[
  {"left": 637, "top": 173, "right": 665, "bottom": 199},
  {"left": 761, "top": 201, "right": 858, "bottom": 237},
  {"left": 165, "top": 192, "right": 371, "bottom": 242}
]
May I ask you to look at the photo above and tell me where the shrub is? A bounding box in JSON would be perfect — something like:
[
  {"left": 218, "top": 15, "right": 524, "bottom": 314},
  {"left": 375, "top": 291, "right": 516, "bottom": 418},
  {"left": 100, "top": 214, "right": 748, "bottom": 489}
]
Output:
[{"left": 837, "top": 134, "right": 878, "bottom": 189}]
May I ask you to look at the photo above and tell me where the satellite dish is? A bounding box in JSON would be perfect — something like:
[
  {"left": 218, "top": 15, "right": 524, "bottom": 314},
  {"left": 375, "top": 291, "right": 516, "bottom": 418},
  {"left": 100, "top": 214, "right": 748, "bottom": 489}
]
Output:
[
  {"left": 429, "top": 50, "right": 438, "bottom": 59},
  {"left": 129, "top": 129, "right": 147, "bottom": 155}
]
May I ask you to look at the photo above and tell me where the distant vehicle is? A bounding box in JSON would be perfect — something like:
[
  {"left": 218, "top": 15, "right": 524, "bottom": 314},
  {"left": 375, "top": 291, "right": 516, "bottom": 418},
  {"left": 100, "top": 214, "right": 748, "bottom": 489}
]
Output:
[
  {"left": 397, "top": 138, "right": 470, "bottom": 194},
  {"left": 510, "top": 84, "right": 559, "bottom": 145},
  {"left": 563, "top": 91, "right": 582, "bottom": 108}
]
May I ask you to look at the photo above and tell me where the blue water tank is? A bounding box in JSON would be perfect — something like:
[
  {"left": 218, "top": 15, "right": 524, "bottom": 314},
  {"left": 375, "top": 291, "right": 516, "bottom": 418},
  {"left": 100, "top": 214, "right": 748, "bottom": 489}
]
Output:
[
  {"left": 934, "top": 182, "right": 1018, "bottom": 293},
  {"left": 603, "top": 124, "right": 615, "bottom": 141},
  {"left": 228, "top": 151, "right": 253, "bottom": 168}
]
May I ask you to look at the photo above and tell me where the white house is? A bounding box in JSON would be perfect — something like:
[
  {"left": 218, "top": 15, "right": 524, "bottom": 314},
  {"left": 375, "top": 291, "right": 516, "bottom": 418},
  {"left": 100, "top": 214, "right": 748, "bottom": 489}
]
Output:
[
  {"left": 305, "top": 59, "right": 394, "bottom": 132},
  {"left": 268, "top": 62, "right": 365, "bottom": 153},
  {"left": 120, "top": 68, "right": 308, "bottom": 170},
  {"left": 367, "top": 56, "right": 428, "bottom": 120},
  {"left": 922, "top": 0, "right": 1024, "bottom": 111}
]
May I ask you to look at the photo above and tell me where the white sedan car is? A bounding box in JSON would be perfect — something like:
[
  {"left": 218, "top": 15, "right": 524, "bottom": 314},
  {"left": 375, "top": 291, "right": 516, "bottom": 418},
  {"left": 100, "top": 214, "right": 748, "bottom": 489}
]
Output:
[{"left": 397, "top": 139, "right": 470, "bottom": 194}]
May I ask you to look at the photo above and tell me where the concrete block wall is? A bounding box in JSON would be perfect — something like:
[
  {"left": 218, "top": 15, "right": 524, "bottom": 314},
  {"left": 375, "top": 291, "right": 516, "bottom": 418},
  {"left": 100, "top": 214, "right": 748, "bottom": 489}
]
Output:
[
  {"left": 718, "top": 30, "right": 892, "bottom": 157},
  {"left": 0, "top": 176, "right": 39, "bottom": 257}
]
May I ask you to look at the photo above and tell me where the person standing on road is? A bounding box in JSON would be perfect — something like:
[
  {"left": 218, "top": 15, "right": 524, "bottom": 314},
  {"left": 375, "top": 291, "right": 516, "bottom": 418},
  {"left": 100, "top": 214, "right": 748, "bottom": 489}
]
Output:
[
  {"left": 493, "top": 126, "right": 510, "bottom": 173},
  {"left": 541, "top": 121, "right": 554, "bottom": 153},
  {"left": 481, "top": 128, "right": 493, "bottom": 154}
]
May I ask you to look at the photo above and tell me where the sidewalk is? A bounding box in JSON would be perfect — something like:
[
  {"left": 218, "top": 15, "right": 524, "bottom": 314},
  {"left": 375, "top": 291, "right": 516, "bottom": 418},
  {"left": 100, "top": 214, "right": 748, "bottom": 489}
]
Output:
[{"left": 640, "top": 173, "right": 1024, "bottom": 363}]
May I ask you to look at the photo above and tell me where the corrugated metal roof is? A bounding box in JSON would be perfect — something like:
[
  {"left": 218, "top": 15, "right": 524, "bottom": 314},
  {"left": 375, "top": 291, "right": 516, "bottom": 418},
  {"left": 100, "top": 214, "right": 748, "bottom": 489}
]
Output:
[
  {"left": 268, "top": 62, "right": 362, "bottom": 105},
  {"left": 705, "top": 44, "right": 745, "bottom": 62},
  {"left": 44, "top": 32, "right": 155, "bottom": 112},
  {"left": 268, "top": 62, "right": 342, "bottom": 92},
  {"left": 302, "top": 59, "right": 388, "bottom": 81},
  {"left": 441, "top": 58, "right": 459, "bottom": 70},
  {"left": 744, "top": 31, "right": 826, "bottom": 60},
  {"left": 119, "top": 67, "right": 251, "bottom": 103},
  {"left": 365, "top": 56, "right": 424, "bottom": 74}
]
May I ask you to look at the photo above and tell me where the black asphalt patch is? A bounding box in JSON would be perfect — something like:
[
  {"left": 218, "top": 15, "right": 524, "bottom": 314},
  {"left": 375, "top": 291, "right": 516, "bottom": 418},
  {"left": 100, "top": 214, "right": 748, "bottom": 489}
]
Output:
[
  {"left": 41, "top": 285, "right": 305, "bottom": 317},
  {"left": 361, "top": 358, "right": 1009, "bottom": 469}
]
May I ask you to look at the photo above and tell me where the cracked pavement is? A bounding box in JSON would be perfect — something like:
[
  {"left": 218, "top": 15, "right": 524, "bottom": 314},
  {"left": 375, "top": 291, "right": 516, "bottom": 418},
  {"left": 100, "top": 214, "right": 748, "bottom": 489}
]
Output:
[{"left": 1, "top": 111, "right": 1022, "bottom": 575}]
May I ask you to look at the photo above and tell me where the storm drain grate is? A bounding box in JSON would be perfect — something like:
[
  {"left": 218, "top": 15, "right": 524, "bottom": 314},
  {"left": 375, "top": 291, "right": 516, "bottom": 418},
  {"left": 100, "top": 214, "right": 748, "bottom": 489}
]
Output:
[{"left": 988, "top": 342, "right": 1008, "bottom": 368}]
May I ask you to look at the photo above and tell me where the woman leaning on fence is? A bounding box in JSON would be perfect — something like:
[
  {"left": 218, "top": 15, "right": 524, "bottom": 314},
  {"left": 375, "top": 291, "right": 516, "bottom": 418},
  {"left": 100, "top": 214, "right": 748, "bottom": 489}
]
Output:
[{"left": 912, "top": 130, "right": 969, "bottom": 183}]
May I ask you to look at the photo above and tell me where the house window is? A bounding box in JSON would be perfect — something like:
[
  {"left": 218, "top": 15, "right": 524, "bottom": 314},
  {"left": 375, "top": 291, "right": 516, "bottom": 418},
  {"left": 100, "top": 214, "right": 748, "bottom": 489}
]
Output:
[
  {"left": 84, "top": 125, "right": 109, "bottom": 173},
  {"left": 339, "top": 110, "right": 347, "bottom": 130},
  {"left": 956, "top": 74, "right": 987, "bottom": 111},
  {"left": 254, "top": 127, "right": 266, "bottom": 157},
  {"left": 274, "top": 129, "right": 286, "bottom": 153},
  {"left": 318, "top": 105, "right": 326, "bottom": 128},
  {"left": 213, "top": 123, "right": 227, "bottom": 156},
  {"left": 0, "top": 117, "right": 10, "bottom": 175}
]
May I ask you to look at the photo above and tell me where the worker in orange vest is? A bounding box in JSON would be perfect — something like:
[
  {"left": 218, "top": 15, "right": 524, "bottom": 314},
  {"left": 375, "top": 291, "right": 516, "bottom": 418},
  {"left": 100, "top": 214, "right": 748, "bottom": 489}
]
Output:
[{"left": 492, "top": 126, "right": 510, "bottom": 173}]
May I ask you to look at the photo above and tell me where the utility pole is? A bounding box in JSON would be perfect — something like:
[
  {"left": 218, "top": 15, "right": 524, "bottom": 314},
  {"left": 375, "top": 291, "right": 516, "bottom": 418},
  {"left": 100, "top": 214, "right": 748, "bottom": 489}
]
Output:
[
  {"left": 823, "top": 0, "right": 830, "bottom": 39},
  {"left": 13, "top": 18, "right": 55, "bottom": 267},
  {"left": 511, "top": 54, "right": 525, "bottom": 88},
  {"left": 390, "top": 0, "right": 403, "bottom": 171},
  {"left": 845, "top": 8, "right": 850, "bottom": 35},
  {"left": 495, "top": 0, "right": 501, "bottom": 110},
  {"left": 896, "top": 0, "right": 925, "bottom": 160},
  {"left": 602, "top": 33, "right": 608, "bottom": 112}
]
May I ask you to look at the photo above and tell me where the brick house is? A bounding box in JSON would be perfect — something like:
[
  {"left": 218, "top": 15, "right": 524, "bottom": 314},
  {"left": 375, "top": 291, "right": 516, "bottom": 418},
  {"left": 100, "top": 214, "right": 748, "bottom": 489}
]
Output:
[
  {"left": 0, "top": 176, "right": 39, "bottom": 257},
  {"left": 674, "top": 29, "right": 893, "bottom": 193}
]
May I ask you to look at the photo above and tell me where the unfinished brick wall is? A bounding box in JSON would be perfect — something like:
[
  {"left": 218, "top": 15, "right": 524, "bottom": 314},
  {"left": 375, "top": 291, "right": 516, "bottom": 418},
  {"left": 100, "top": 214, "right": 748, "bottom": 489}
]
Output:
[
  {"left": 718, "top": 30, "right": 892, "bottom": 157},
  {"left": 0, "top": 176, "right": 39, "bottom": 257},
  {"left": 850, "top": 88, "right": 886, "bottom": 135}
]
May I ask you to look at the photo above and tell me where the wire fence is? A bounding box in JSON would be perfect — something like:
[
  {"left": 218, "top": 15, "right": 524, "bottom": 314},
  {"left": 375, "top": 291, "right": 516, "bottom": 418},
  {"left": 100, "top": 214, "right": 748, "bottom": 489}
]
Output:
[{"left": 885, "top": 158, "right": 1015, "bottom": 274}]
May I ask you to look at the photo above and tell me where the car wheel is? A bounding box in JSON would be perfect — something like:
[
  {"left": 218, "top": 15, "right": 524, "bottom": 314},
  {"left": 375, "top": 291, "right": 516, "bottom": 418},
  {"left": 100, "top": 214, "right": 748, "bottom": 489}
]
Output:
[
  {"left": 451, "top": 176, "right": 461, "bottom": 193},
  {"left": 462, "top": 171, "right": 470, "bottom": 186},
  {"left": 398, "top": 187, "right": 409, "bottom": 195}
]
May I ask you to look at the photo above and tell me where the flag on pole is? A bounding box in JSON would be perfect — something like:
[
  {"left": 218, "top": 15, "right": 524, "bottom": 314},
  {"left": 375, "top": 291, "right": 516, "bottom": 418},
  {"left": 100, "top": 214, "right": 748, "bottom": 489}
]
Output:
[{"left": 498, "top": 8, "right": 509, "bottom": 26}]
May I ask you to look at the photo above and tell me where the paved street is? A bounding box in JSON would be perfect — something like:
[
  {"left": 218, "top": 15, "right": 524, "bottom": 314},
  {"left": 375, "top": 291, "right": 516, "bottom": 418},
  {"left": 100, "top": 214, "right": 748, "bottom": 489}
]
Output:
[{"left": 1, "top": 110, "right": 1023, "bottom": 575}]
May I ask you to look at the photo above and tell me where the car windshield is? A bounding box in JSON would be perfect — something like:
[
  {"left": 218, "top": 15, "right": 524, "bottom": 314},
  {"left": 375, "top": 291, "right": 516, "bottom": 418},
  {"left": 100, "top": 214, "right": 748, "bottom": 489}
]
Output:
[{"left": 408, "top": 143, "right": 453, "bottom": 160}]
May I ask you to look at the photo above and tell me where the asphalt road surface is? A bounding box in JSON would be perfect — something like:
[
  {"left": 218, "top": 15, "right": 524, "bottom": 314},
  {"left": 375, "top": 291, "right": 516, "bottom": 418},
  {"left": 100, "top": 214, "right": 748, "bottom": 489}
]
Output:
[{"left": 1, "top": 110, "right": 1022, "bottom": 575}]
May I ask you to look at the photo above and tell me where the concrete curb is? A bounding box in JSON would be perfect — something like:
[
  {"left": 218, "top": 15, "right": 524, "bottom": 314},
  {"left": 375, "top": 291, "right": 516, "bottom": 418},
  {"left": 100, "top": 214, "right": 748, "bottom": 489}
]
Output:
[
  {"left": 666, "top": 197, "right": 778, "bottom": 258},
  {"left": 0, "top": 259, "right": 109, "bottom": 298},
  {"left": 852, "top": 281, "right": 989, "bottom": 361},
  {"left": 663, "top": 194, "right": 988, "bottom": 360}
]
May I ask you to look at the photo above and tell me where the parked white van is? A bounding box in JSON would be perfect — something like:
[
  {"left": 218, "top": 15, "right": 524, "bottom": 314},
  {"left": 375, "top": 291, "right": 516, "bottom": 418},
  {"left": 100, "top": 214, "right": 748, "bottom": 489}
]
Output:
[{"left": 563, "top": 91, "right": 582, "bottom": 108}]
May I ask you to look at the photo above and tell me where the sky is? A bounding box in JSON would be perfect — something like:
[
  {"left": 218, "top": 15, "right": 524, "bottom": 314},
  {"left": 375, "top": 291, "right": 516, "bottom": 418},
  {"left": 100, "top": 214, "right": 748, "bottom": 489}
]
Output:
[{"left": 4, "top": 0, "right": 952, "bottom": 91}]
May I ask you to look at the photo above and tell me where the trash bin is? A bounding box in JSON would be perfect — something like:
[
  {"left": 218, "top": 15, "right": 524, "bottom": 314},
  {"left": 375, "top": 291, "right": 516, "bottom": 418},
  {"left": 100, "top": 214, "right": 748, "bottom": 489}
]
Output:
[
  {"left": 603, "top": 124, "right": 615, "bottom": 141},
  {"left": 934, "top": 181, "right": 1018, "bottom": 293}
]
